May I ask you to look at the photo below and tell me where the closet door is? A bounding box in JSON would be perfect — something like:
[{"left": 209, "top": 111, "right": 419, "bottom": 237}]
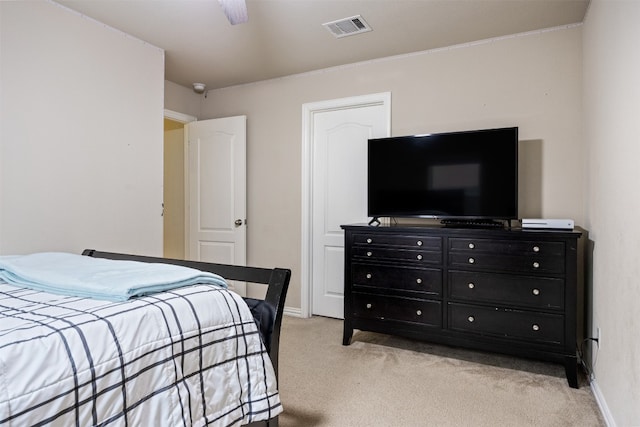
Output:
[{"left": 303, "top": 93, "right": 390, "bottom": 318}]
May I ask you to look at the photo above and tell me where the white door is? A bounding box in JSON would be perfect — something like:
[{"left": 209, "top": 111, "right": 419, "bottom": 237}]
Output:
[
  {"left": 186, "top": 116, "right": 247, "bottom": 296},
  {"left": 303, "top": 93, "right": 391, "bottom": 318}
]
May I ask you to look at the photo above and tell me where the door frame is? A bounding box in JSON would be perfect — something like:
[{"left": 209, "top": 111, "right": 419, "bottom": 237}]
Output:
[
  {"left": 301, "top": 92, "right": 391, "bottom": 318},
  {"left": 164, "top": 109, "right": 197, "bottom": 124}
]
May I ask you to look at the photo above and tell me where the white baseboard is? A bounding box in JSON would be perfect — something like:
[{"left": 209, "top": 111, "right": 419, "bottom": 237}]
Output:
[
  {"left": 283, "top": 306, "right": 304, "bottom": 317},
  {"left": 590, "top": 378, "right": 616, "bottom": 427}
]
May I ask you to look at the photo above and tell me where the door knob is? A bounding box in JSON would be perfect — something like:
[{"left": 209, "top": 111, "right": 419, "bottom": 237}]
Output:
[{"left": 235, "top": 219, "right": 243, "bottom": 227}]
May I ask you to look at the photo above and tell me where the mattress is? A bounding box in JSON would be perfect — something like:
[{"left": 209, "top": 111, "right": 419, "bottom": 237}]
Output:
[{"left": 0, "top": 282, "right": 282, "bottom": 426}]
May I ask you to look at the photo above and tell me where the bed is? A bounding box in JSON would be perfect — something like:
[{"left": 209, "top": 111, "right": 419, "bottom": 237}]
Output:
[{"left": 0, "top": 249, "right": 291, "bottom": 427}]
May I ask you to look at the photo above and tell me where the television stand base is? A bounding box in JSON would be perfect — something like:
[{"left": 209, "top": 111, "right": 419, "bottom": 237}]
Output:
[{"left": 440, "top": 219, "right": 506, "bottom": 229}]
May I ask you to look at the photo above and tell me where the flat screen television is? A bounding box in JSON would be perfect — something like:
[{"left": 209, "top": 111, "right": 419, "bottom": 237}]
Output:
[{"left": 367, "top": 127, "right": 518, "bottom": 225}]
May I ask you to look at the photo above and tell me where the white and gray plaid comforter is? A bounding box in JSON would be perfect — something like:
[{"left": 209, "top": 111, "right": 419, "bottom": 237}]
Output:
[{"left": 0, "top": 282, "right": 282, "bottom": 426}]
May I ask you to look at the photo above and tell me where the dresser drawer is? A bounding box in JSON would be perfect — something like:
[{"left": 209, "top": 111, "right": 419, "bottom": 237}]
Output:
[
  {"left": 353, "top": 292, "right": 441, "bottom": 327},
  {"left": 354, "top": 233, "right": 442, "bottom": 250},
  {"left": 449, "top": 271, "right": 564, "bottom": 309},
  {"left": 449, "top": 238, "right": 564, "bottom": 257},
  {"left": 352, "top": 263, "right": 442, "bottom": 295},
  {"left": 448, "top": 252, "right": 564, "bottom": 274},
  {"left": 353, "top": 247, "right": 442, "bottom": 264},
  {"left": 448, "top": 303, "right": 564, "bottom": 345}
]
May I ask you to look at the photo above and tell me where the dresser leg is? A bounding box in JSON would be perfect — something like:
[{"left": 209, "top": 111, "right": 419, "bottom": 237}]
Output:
[
  {"left": 564, "top": 356, "right": 579, "bottom": 388},
  {"left": 343, "top": 323, "right": 353, "bottom": 345}
]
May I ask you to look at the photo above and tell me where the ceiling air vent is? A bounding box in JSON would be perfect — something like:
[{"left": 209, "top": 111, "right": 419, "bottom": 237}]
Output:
[{"left": 323, "top": 15, "right": 372, "bottom": 38}]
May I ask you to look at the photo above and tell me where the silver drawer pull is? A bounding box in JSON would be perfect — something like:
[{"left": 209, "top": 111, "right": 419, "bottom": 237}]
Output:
[
  {"left": 532, "top": 288, "right": 540, "bottom": 296},
  {"left": 468, "top": 316, "right": 475, "bottom": 323},
  {"left": 366, "top": 251, "right": 372, "bottom": 257},
  {"left": 366, "top": 238, "right": 372, "bottom": 244},
  {"left": 468, "top": 282, "right": 475, "bottom": 289},
  {"left": 533, "top": 245, "right": 540, "bottom": 252},
  {"left": 468, "top": 242, "right": 475, "bottom": 249},
  {"left": 366, "top": 303, "right": 372, "bottom": 309},
  {"left": 533, "top": 262, "right": 540, "bottom": 268},
  {"left": 416, "top": 278, "right": 422, "bottom": 284},
  {"left": 416, "top": 310, "right": 422, "bottom": 316},
  {"left": 468, "top": 257, "right": 475, "bottom": 264},
  {"left": 366, "top": 273, "right": 372, "bottom": 279},
  {"left": 417, "top": 240, "right": 423, "bottom": 246},
  {"left": 417, "top": 254, "right": 423, "bottom": 260},
  {"left": 532, "top": 324, "right": 540, "bottom": 331}
]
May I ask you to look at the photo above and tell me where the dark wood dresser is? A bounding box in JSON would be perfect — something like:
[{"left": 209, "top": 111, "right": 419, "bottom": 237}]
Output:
[{"left": 341, "top": 223, "right": 584, "bottom": 388}]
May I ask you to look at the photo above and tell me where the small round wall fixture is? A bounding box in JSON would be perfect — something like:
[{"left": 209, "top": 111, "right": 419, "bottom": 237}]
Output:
[{"left": 193, "top": 83, "right": 206, "bottom": 94}]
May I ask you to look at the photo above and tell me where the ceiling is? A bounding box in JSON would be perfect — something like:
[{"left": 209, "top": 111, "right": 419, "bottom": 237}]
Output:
[{"left": 56, "top": 0, "right": 590, "bottom": 91}]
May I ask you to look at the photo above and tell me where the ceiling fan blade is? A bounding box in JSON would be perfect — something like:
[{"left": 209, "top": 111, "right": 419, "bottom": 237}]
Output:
[{"left": 218, "top": 0, "right": 248, "bottom": 25}]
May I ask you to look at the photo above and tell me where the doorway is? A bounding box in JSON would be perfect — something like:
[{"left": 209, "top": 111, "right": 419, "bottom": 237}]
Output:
[
  {"left": 163, "top": 110, "right": 196, "bottom": 259},
  {"left": 163, "top": 112, "right": 247, "bottom": 296}
]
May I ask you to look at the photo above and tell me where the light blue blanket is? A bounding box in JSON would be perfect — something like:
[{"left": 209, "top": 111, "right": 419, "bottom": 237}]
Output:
[{"left": 0, "top": 252, "right": 227, "bottom": 301}]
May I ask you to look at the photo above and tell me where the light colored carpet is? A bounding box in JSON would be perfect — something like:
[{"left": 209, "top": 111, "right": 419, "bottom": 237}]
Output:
[{"left": 276, "top": 316, "right": 604, "bottom": 426}]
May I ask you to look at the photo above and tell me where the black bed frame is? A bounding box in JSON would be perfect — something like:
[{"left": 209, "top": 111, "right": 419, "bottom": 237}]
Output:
[{"left": 82, "top": 249, "right": 291, "bottom": 427}]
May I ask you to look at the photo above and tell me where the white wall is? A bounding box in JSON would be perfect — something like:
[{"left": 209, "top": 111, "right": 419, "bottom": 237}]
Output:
[
  {"left": 164, "top": 80, "right": 202, "bottom": 118},
  {"left": 196, "top": 26, "right": 584, "bottom": 310},
  {"left": 583, "top": 1, "right": 640, "bottom": 425},
  {"left": 0, "top": 1, "right": 165, "bottom": 256}
]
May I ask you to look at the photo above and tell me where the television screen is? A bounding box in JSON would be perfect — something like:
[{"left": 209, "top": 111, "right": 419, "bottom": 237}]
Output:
[{"left": 367, "top": 127, "right": 518, "bottom": 221}]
